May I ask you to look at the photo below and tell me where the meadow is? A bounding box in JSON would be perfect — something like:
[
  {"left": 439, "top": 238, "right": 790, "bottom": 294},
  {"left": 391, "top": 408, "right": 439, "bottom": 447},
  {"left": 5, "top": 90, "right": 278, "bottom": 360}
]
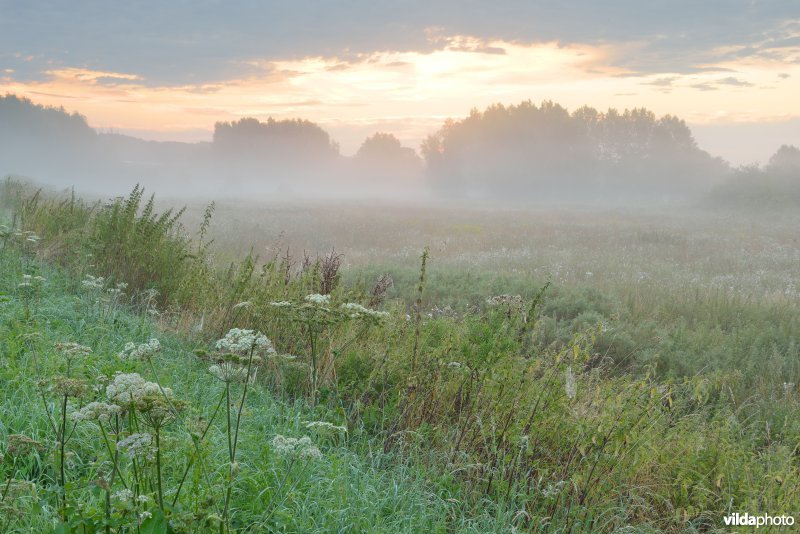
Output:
[{"left": 1, "top": 179, "right": 799, "bottom": 532}]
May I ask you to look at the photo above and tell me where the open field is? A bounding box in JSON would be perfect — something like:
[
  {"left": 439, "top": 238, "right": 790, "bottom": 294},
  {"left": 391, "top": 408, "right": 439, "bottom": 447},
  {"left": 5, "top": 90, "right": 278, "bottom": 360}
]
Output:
[{"left": 2, "top": 181, "right": 800, "bottom": 532}]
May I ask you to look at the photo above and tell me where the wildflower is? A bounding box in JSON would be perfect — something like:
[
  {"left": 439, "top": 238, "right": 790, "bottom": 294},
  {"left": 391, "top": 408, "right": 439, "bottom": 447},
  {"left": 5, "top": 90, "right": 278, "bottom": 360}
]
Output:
[
  {"left": 137, "top": 494, "right": 150, "bottom": 504},
  {"left": 56, "top": 342, "right": 92, "bottom": 361},
  {"left": 305, "top": 421, "right": 347, "bottom": 434},
  {"left": 112, "top": 489, "right": 134, "bottom": 502},
  {"left": 71, "top": 401, "right": 123, "bottom": 422},
  {"left": 5, "top": 434, "right": 44, "bottom": 457},
  {"left": 49, "top": 376, "right": 89, "bottom": 398},
  {"left": 271, "top": 434, "right": 323, "bottom": 460},
  {"left": 486, "top": 294, "right": 523, "bottom": 307},
  {"left": 270, "top": 301, "right": 292, "bottom": 308},
  {"left": 106, "top": 372, "right": 171, "bottom": 405},
  {"left": 208, "top": 362, "right": 249, "bottom": 383},
  {"left": 137, "top": 394, "right": 177, "bottom": 428},
  {"left": 82, "top": 274, "right": 105, "bottom": 290},
  {"left": 139, "top": 511, "right": 152, "bottom": 521},
  {"left": 117, "top": 433, "right": 155, "bottom": 460},
  {"left": 340, "top": 302, "right": 390, "bottom": 320},
  {"left": 565, "top": 367, "right": 577, "bottom": 400},
  {"left": 233, "top": 301, "right": 252, "bottom": 310},
  {"left": 215, "top": 328, "right": 275, "bottom": 356},
  {"left": 304, "top": 294, "right": 330, "bottom": 306},
  {"left": 118, "top": 338, "right": 162, "bottom": 361}
]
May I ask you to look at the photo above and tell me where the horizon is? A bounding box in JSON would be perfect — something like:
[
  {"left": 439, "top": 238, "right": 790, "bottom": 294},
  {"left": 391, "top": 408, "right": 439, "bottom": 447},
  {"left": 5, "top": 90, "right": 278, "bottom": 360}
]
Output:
[{"left": 2, "top": 2, "right": 799, "bottom": 164}]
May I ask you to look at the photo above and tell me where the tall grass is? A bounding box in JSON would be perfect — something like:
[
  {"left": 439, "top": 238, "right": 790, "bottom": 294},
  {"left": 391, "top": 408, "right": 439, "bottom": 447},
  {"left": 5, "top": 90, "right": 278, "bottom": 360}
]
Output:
[{"left": 2, "top": 179, "right": 799, "bottom": 532}]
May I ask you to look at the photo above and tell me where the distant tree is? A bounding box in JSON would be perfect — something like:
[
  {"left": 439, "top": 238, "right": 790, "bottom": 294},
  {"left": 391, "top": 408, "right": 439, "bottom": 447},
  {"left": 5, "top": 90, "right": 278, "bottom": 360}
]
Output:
[
  {"left": 213, "top": 117, "right": 339, "bottom": 158},
  {"left": 708, "top": 145, "right": 800, "bottom": 208},
  {"left": 0, "top": 94, "right": 96, "bottom": 143},
  {"left": 353, "top": 132, "right": 422, "bottom": 182},
  {"left": 421, "top": 100, "right": 727, "bottom": 201},
  {"left": 768, "top": 145, "right": 800, "bottom": 171},
  {"left": 0, "top": 94, "right": 102, "bottom": 182},
  {"left": 212, "top": 116, "right": 341, "bottom": 186}
]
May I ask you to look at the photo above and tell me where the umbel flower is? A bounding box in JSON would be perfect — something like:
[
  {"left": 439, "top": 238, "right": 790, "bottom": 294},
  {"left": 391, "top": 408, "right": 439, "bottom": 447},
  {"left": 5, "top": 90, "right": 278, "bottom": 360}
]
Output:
[
  {"left": 56, "top": 342, "right": 93, "bottom": 362},
  {"left": 565, "top": 366, "right": 577, "bottom": 400},
  {"left": 340, "top": 302, "right": 390, "bottom": 321},
  {"left": 271, "top": 434, "right": 322, "bottom": 460},
  {"left": 305, "top": 421, "right": 347, "bottom": 434},
  {"left": 48, "top": 376, "right": 89, "bottom": 398},
  {"left": 81, "top": 274, "right": 105, "bottom": 290},
  {"left": 106, "top": 372, "right": 171, "bottom": 405},
  {"left": 5, "top": 434, "right": 44, "bottom": 457},
  {"left": 137, "top": 394, "right": 178, "bottom": 428},
  {"left": 117, "top": 432, "right": 155, "bottom": 460},
  {"left": 118, "top": 338, "right": 162, "bottom": 361},
  {"left": 215, "top": 328, "right": 275, "bottom": 356},
  {"left": 71, "top": 401, "right": 122, "bottom": 423},
  {"left": 304, "top": 294, "right": 330, "bottom": 306},
  {"left": 208, "top": 362, "right": 249, "bottom": 383}
]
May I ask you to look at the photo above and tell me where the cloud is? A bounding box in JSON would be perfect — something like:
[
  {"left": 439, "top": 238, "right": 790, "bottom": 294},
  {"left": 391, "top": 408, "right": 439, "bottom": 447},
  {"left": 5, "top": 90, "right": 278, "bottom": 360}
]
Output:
[
  {"left": 717, "top": 76, "right": 754, "bottom": 86},
  {"left": 1, "top": 1, "right": 798, "bottom": 84},
  {"left": 690, "top": 83, "right": 718, "bottom": 91}
]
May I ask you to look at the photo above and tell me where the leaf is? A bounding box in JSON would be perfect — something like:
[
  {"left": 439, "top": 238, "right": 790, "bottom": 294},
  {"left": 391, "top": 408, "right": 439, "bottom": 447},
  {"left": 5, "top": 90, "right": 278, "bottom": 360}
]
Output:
[{"left": 53, "top": 523, "right": 70, "bottom": 534}]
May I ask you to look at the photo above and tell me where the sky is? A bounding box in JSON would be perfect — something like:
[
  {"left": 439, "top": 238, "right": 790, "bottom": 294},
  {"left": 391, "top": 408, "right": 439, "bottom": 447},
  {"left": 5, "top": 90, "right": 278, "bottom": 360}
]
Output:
[{"left": 1, "top": 1, "right": 799, "bottom": 164}]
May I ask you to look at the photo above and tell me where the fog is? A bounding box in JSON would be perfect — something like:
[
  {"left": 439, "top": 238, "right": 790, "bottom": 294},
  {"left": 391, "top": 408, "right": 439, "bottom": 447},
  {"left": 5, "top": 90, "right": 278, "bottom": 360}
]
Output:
[{"left": 1, "top": 94, "right": 798, "bottom": 209}]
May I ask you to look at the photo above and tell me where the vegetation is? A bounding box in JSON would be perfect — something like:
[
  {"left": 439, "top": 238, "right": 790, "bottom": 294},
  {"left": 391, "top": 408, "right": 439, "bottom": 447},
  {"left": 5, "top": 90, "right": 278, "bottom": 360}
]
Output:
[
  {"left": 1, "top": 180, "right": 799, "bottom": 532},
  {"left": 708, "top": 144, "right": 800, "bottom": 209},
  {"left": 421, "top": 101, "right": 728, "bottom": 200}
]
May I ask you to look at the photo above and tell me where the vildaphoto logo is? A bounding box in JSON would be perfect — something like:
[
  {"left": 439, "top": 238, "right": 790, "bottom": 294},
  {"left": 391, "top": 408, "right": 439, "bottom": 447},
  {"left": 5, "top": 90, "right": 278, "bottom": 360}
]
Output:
[{"left": 723, "top": 512, "right": 795, "bottom": 528}]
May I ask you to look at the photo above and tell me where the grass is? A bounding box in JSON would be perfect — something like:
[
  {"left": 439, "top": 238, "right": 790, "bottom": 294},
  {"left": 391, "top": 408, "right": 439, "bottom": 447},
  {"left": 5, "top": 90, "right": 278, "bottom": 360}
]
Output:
[{"left": 2, "top": 179, "right": 800, "bottom": 532}]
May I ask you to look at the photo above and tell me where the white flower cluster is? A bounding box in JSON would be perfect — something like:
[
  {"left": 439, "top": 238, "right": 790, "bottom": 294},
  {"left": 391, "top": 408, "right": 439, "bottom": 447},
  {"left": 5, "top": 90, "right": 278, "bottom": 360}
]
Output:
[
  {"left": 112, "top": 488, "right": 133, "bottom": 502},
  {"left": 215, "top": 328, "right": 274, "bottom": 355},
  {"left": 305, "top": 421, "right": 347, "bottom": 434},
  {"left": 56, "top": 342, "right": 92, "bottom": 360},
  {"left": 117, "top": 432, "right": 155, "bottom": 460},
  {"left": 270, "top": 301, "right": 292, "bottom": 308},
  {"left": 107, "top": 282, "right": 128, "bottom": 296},
  {"left": 565, "top": 367, "right": 577, "bottom": 400},
  {"left": 82, "top": 275, "right": 105, "bottom": 290},
  {"left": 106, "top": 373, "right": 172, "bottom": 405},
  {"left": 304, "top": 294, "right": 330, "bottom": 306},
  {"left": 208, "top": 362, "right": 249, "bottom": 383},
  {"left": 486, "top": 294, "right": 523, "bottom": 307},
  {"left": 233, "top": 301, "right": 251, "bottom": 310},
  {"left": 340, "top": 303, "right": 390, "bottom": 320},
  {"left": 71, "top": 401, "right": 122, "bottom": 422},
  {"left": 18, "top": 274, "right": 46, "bottom": 288},
  {"left": 271, "top": 434, "right": 322, "bottom": 460},
  {"left": 118, "top": 338, "right": 162, "bottom": 361}
]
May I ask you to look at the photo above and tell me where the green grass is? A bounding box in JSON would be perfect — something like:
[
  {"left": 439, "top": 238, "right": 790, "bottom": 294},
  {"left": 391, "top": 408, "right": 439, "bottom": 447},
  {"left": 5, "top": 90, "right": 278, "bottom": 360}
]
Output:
[
  {"left": 0, "top": 247, "right": 514, "bottom": 532},
  {"left": 2, "top": 180, "right": 800, "bottom": 532}
]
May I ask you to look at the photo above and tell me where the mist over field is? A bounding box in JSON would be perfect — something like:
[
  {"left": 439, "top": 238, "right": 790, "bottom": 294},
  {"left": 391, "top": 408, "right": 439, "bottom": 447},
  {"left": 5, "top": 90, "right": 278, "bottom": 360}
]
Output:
[{"left": 2, "top": 2, "right": 800, "bottom": 532}]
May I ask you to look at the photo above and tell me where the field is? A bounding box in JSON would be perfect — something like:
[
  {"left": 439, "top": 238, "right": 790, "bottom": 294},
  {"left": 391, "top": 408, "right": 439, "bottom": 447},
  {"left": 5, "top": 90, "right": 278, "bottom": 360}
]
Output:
[{"left": 1, "top": 181, "right": 799, "bottom": 532}]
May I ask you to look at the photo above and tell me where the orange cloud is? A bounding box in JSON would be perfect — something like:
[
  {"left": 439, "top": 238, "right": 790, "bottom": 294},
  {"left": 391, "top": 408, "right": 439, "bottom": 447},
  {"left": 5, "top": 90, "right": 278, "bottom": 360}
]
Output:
[{"left": 2, "top": 36, "right": 799, "bottom": 153}]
